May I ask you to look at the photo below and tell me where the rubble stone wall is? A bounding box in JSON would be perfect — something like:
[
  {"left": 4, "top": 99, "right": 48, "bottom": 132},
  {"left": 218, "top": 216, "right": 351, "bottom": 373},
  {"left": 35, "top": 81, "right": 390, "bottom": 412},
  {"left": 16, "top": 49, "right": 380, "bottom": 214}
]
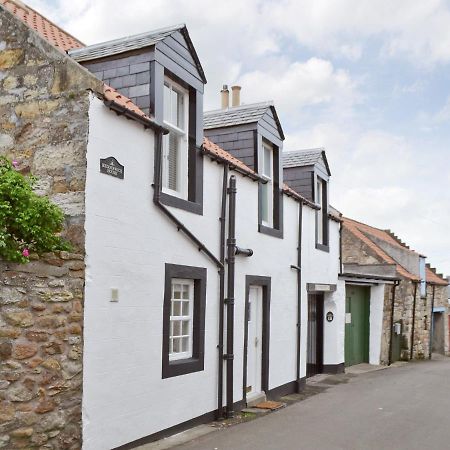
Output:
[{"left": 0, "top": 6, "right": 101, "bottom": 449}]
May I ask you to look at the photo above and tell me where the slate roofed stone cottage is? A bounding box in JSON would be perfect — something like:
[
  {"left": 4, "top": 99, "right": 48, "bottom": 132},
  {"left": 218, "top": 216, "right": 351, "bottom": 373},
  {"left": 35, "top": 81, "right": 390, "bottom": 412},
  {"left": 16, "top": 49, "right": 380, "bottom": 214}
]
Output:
[
  {"left": 341, "top": 217, "right": 449, "bottom": 366},
  {"left": 0, "top": 2, "right": 349, "bottom": 449}
]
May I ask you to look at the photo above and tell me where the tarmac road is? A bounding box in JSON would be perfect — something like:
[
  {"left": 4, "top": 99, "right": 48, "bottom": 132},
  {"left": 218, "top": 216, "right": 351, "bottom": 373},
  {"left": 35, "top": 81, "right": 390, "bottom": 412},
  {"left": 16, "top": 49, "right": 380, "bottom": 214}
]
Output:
[{"left": 175, "top": 356, "right": 450, "bottom": 450}]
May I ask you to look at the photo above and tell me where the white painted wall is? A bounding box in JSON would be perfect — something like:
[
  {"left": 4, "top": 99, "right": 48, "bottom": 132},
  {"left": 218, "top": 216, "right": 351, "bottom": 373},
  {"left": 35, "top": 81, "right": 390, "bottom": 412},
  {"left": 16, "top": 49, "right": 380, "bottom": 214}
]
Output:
[
  {"left": 83, "top": 97, "right": 220, "bottom": 450},
  {"left": 83, "top": 94, "right": 345, "bottom": 449},
  {"left": 369, "top": 284, "right": 385, "bottom": 365}
]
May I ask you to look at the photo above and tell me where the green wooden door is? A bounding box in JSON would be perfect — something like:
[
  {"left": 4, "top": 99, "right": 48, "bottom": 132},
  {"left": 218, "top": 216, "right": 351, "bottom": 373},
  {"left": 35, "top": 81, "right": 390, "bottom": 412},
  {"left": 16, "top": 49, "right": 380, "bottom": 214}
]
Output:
[{"left": 345, "top": 286, "right": 370, "bottom": 367}]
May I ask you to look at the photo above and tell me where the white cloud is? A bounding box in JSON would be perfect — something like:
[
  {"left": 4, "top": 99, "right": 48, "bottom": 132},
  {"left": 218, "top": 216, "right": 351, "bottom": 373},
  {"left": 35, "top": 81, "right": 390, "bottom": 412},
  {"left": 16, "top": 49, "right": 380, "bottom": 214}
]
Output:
[{"left": 236, "top": 58, "right": 358, "bottom": 115}]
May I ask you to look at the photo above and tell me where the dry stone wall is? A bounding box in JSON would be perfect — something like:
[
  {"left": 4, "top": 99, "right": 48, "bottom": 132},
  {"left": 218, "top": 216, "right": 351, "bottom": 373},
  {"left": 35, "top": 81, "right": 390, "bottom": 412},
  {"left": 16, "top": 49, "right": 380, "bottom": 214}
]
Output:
[{"left": 0, "top": 6, "right": 101, "bottom": 449}]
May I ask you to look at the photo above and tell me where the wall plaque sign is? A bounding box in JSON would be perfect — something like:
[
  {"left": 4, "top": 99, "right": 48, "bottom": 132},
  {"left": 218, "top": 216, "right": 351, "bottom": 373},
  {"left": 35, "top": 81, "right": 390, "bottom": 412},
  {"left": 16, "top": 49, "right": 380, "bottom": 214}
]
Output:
[
  {"left": 100, "top": 157, "right": 124, "bottom": 179},
  {"left": 326, "top": 311, "right": 334, "bottom": 322}
]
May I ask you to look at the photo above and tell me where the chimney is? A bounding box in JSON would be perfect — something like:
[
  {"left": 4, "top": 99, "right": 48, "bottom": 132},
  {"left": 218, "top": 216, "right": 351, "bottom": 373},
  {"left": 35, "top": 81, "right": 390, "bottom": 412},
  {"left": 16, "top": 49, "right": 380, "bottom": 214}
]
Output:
[
  {"left": 231, "top": 85, "right": 241, "bottom": 107},
  {"left": 221, "top": 85, "right": 229, "bottom": 109}
]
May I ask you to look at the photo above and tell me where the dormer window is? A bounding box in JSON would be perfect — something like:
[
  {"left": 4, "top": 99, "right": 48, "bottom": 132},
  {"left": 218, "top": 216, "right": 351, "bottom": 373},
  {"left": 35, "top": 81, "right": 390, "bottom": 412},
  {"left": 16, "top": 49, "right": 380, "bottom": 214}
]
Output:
[
  {"left": 316, "top": 176, "right": 329, "bottom": 251},
  {"left": 261, "top": 141, "right": 274, "bottom": 227},
  {"left": 162, "top": 78, "right": 189, "bottom": 198}
]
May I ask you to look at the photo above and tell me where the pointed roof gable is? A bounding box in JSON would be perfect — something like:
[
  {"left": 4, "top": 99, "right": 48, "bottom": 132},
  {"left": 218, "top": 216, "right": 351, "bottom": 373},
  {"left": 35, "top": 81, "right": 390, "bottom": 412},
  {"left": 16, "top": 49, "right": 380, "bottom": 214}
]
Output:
[
  {"left": 204, "top": 101, "right": 285, "bottom": 140},
  {"left": 282, "top": 148, "right": 331, "bottom": 176},
  {"left": 69, "top": 24, "right": 206, "bottom": 84}
]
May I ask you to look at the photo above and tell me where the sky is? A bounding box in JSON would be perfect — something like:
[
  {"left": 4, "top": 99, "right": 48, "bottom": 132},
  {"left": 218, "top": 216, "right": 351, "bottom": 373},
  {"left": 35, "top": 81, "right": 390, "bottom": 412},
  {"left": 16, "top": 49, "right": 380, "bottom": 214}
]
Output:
[{"left": 29, "top": 0, "right": 450, "bottom": 277}]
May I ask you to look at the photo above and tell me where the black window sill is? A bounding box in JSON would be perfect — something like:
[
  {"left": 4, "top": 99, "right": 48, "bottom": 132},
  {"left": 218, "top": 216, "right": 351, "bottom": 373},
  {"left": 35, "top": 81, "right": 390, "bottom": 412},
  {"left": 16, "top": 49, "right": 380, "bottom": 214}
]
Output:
[
  {"left": 162, "top": 356, "right": 204, "bottom": 379},
  {"left": 315, "top": 243, "right": 330, "bottom": 253},
  {"left": 258, "top": 224, "right": 283, "bottom": 239},
  {"left": 159, "top": 191, "right": 203, "bottom": 215}
]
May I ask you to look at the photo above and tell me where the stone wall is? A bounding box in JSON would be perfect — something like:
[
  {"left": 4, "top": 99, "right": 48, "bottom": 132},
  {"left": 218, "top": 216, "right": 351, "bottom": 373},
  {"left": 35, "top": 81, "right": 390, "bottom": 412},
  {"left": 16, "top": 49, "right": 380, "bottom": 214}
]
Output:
[
  {"left": 0, "top": 6, "right": 101, "bottom": 449},
  {"left": 342, "top": 226, "right": 381, "bottom": 265}
]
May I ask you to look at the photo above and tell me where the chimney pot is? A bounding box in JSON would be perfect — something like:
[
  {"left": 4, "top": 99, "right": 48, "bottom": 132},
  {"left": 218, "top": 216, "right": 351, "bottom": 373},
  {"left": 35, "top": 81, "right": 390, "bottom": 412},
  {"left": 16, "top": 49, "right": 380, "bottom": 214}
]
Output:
[
  {"left": 231, "top": 85, "right": 241, "bottom": 107},
  {"left": 220, "top": 85, "right": 229, "bottom": 109}
]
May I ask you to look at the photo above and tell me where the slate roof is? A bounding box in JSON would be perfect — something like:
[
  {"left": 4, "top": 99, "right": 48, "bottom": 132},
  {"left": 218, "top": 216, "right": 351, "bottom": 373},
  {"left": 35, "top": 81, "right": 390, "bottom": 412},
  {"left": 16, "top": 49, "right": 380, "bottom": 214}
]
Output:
[
  {"left": 343, "top": 217, "right": 448, "bottom": 285},
  {"left": 69, "top": 24, "right": 207, "bottom": 84},
  {"left": 204, "top": 102, "right": 285, "bottom": 140},
  {"left": 282, "top": 148, "right": 331, "bottom": 175},
  {"left": 0, "top": 0, "right": 84, "bottom": 51}
]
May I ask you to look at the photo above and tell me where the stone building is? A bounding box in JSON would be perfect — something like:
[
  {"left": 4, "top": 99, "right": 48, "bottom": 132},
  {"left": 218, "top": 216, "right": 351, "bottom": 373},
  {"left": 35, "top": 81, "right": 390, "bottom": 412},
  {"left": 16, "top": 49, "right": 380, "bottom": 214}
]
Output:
[
  {"left": 0, "top": 2, "right": 345, "bottom": 449},
  {"left": 341, "top": 217, "right": 449, "bottom": 366}
]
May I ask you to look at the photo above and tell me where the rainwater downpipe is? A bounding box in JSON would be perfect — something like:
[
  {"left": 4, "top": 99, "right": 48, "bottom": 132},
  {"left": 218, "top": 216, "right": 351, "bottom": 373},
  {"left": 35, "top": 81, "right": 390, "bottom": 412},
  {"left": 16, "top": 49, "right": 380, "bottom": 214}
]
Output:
[
  {"left": 216, "top": 164, "right": 228, "bottom": 420},
  {"left": 410, "top": 282, "right": 418, "bottom": 360},
  {"left": 388, "top": 281, "right": 399, "bottom": 366},
  {"left": 428, "top": 284, "right": 436, "bottom": 360},
  {"left": 290, "top": 201, "right": 303, "bottom": 392},
  {"left": 225, "top": 175, "right": 237, "bottom": 418}
]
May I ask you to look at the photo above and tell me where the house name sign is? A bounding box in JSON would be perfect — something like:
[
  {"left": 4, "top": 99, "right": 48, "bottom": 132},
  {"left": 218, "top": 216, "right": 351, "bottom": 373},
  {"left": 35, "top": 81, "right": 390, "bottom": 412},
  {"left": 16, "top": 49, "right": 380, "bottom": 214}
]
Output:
[{"left": 100, "top": 157, "right": 124, "bottom": 179}]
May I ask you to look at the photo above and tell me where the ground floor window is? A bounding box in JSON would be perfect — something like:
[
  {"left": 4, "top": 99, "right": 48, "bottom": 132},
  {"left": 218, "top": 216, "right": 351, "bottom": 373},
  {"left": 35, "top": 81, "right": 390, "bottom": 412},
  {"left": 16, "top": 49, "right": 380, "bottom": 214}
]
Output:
[{"left": 162, "top": 264, "right": 207, "bottom": 378}]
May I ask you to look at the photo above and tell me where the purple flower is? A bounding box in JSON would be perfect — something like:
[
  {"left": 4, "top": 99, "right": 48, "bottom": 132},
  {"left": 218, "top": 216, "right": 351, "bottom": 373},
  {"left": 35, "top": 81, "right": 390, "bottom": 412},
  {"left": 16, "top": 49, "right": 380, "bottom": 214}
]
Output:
[
  {"left": 12, "top": 160, "right": 18, "bottom": 168},
  {"left": 22, "top": 248, "right": 29, "bottom": 257}
]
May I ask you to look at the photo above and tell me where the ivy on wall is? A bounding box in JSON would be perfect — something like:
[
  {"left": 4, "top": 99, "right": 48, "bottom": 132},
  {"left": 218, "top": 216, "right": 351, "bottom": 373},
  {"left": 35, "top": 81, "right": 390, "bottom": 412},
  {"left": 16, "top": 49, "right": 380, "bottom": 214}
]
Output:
[{"left": 0, "top": 157, "right": 70, "bottom": 263}]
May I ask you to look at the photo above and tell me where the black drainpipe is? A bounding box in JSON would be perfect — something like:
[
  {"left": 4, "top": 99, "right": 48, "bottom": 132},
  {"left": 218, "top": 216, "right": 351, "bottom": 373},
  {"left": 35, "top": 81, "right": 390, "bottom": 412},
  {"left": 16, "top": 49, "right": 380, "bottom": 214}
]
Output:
[
  {"left": 217, "top": 164, "right": 228, "bottom": 420},
  {"left": 410, "top": 282, "right": 418, "bottom": 360},
  {"left": 153, "top": 132, "right": 223, "bottom": 270},
  {"left": 225, "top": 175, "right": 237, "bottom": 418},
  {"left": 290, "top": 202, "right": 303, "bottom": 392},
  {"left": 388, "top": 281, "right": 399, "bottom": 366},
  {"left": 428, "top": 284, "right": 436, "bottom": 360}
]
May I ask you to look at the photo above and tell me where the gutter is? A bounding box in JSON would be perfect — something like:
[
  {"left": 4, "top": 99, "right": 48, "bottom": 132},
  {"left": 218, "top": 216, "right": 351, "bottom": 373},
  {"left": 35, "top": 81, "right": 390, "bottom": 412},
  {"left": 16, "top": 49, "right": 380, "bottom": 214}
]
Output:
[
  {"left": 290, "top": 201, "right": 303, "bottom": 392},
  {"left": 201, "top": 146, "right": 261, "bottom": 181},
  {"left": 104, "top": 99, "right": 169, "bottom": 134},
  {"left": 428, "top": 284, "right": 436, "bottom": 360}
]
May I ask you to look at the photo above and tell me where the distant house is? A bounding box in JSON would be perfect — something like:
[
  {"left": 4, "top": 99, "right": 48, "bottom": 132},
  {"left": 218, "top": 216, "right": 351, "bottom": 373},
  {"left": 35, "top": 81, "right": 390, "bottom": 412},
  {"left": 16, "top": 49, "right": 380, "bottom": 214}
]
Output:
[{"left": 341, "top": 217, "right": 449, "bottom": 365}]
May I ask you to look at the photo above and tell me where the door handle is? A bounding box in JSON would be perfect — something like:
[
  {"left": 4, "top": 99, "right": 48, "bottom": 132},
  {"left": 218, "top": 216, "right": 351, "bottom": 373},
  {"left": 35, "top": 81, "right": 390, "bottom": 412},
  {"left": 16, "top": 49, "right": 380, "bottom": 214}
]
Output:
[{"left": 255, "top": 337, "right": 259, "bottom": 347}]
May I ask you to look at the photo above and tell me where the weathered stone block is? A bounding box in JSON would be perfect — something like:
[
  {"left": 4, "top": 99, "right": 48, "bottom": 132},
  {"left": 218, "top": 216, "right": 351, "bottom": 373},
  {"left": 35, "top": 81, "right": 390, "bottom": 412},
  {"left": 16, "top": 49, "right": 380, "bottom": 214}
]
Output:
[
  {"left": 3, "top": 311, "right": 33, "bottom": 327},
  {"left": 13, "top": 342, "right": 38, "bottom": 360},
  {"left": 0, "top": 48, "right": 23, "bottom": 69},
  {"left": 6, "top": 385, "right": 34, "bottom": 402},
  {"left": 0, "top": 402, "right": 15, "bottom": 423}
]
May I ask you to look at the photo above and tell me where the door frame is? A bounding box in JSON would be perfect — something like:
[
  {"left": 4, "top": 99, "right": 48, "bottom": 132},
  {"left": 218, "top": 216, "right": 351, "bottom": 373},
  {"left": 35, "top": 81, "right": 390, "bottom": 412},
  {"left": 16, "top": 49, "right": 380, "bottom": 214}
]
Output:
[
  {"left": 306, "top": 293, "right": 324, "bottom": 377},
  {"left": 243, "top": 275, "right": 271, "bottom": 403}
]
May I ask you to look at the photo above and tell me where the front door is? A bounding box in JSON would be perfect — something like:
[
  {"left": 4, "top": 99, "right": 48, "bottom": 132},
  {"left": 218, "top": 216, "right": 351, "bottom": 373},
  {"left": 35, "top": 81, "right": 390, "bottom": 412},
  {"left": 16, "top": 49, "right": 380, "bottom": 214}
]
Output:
[
  {"left": 246, "top": 286, "right": 263, "bottom": 400},
  {"left": 345, "top": 286, "right": 370, "bottom": 366},
  {"left": 307, "top": 294, "right": 324, "bottom": 377}
]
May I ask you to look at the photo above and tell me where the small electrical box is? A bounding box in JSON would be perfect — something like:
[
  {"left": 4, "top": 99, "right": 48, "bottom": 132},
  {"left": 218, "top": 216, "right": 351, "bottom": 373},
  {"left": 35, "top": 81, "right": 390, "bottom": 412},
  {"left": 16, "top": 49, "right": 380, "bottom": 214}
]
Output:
[
  {"left": 394, "top": 322, "right": 401, "bottom": 335},
  {"left": 110, "top": 288, "right": 119, "bottom": 302}
]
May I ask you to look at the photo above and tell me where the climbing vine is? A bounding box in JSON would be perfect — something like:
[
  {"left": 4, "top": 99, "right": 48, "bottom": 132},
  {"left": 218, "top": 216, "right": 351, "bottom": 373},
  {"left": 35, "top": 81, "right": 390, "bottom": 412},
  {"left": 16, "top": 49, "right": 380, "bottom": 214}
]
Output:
[{"left": 0, "top": 156, "right": 70, "bottom": 263}]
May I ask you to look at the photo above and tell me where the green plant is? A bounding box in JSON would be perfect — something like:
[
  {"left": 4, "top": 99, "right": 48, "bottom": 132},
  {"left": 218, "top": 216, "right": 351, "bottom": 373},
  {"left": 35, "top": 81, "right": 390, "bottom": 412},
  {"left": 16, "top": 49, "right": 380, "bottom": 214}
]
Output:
[{"left": 0, "top": 157, "right": 70, "bottom": 263}]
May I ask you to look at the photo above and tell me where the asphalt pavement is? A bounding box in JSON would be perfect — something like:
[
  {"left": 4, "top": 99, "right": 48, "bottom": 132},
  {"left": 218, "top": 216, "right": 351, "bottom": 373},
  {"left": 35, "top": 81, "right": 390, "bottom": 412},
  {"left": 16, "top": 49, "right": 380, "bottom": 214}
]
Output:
[{"left": 173, "top": 356, "right": 450, "bottom": 450}]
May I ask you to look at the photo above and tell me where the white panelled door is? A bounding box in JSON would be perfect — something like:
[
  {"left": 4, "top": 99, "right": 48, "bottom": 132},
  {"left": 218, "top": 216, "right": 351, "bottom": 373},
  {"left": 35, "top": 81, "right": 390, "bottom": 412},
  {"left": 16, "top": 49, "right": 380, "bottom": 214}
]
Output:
[{"left": 246, "top": 286, "right": 263, "bottom": 400}]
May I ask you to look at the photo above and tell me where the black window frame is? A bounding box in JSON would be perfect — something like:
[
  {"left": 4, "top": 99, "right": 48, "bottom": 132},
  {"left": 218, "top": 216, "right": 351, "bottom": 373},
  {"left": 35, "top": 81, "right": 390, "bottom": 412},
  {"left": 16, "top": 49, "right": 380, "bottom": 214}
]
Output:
[
  {"left": 156, "top": 68, "right": 204, "bottom": 215},
  {"left": 162, "top": 263, "right": 207, "bottom": 379},
  {"left": 258, "top": 139, "right": 283, "bottom": 239},
  {"left": 315, "top": 175, "right": 329, "bottom": 252}
]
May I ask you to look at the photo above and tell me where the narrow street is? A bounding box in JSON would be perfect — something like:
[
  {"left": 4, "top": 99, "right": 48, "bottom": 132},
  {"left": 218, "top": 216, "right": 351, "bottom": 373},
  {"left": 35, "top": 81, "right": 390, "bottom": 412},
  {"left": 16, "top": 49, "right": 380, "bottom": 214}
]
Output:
[{"left": 173, "top": 357, "right": 450, "bottom": 450}]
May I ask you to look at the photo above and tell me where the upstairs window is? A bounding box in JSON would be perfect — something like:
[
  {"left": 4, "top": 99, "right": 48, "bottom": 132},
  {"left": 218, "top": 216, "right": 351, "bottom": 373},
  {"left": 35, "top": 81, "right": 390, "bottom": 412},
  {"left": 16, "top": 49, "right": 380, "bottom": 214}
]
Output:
[
  {"left": 261, "top": 142, "right": 274, "bottom": 227},
  {"left": 258, "top": 140, "right": 282, "bottom": 238},
  {"left": 316, "top": 176, "right": 329, "bottom": 250},
  {"left": 162, "top": 79, "right": 188, "bottom": 198}
]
